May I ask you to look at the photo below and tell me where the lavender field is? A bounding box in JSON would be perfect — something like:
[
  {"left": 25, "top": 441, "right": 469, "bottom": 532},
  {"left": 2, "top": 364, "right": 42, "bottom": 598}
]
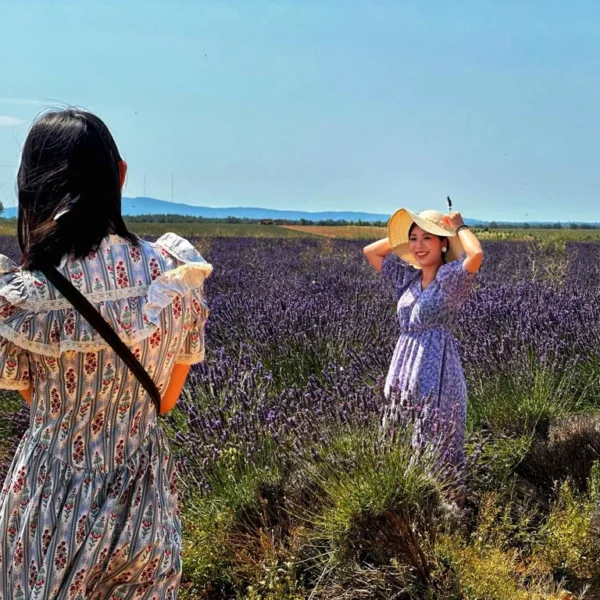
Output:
[{"left": 2, "top": 235, "right": 600, "bottom": 599}]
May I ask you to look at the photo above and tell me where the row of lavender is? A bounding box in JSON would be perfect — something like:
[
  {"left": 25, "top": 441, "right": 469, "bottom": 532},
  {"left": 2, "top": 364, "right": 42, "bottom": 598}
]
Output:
[
  {"left": 174, "top": 237, "right": 600, "bottom": 489},
  {"left": 0, "top": 236, "right": 599, "bottom": 489}
]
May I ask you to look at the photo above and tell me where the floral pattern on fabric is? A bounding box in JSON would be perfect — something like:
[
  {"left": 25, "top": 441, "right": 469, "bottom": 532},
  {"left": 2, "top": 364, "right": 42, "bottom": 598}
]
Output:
[
  {"left": 381, "top": 253, "right": 476, "bottom": 468},
  {"left": 0, "top": 233, "right": 212, "bottom": 599}
]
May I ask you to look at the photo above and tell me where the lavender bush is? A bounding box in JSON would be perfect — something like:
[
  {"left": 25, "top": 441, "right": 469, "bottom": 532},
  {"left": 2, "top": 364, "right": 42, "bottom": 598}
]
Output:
[
  {"left": 168, "top": 239, "right": 600, "bottom": 482},
  {"left": 1, "top": 235, "right": 599, "bottom": 598}
]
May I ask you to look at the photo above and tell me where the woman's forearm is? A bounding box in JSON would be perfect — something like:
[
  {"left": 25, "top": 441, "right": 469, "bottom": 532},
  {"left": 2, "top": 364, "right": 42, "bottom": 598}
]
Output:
[
  {"left": 20, "top": 387, "right": 32, "bottom": 405},
  {"left": 457, "top": 229, "right": 484, "bottom": 272},
  {"left": 160, "top": 363, "right": 191, "bottom": 414},
  {"left": 363, "top": 238, "right": 393, "bottom": 271}
]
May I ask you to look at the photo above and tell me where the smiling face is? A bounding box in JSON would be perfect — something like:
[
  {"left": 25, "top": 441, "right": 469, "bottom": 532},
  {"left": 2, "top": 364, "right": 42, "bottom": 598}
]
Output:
[{"left": 408, "top": 224, "right": 447, "bottom": 268}]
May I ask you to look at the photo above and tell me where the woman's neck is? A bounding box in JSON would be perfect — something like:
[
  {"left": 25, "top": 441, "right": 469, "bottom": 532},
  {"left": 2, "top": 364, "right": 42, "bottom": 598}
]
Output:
[{"left": 420, "top": 262, "right": 442, "bottom": 289}]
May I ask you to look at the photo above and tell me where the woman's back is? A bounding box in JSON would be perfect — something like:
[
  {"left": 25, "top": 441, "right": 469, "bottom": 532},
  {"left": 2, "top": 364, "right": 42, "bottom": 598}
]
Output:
[
  {"left": 0, "top": 231, "right": 211, "bottom": 599},
  {"left": 0, "top": 107, "right": 212, "bottom": 599},
  {"left": 0, "top": 232, "right": 211, "bottom": 472}
]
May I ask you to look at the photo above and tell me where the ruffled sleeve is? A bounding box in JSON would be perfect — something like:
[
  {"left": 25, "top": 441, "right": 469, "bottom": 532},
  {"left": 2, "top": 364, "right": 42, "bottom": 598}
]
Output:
[
  {"left": 154, "top": 233, "right": 212, "bottom": 365},
  {"left": 0, "top": 256, "right": 31, "bottom": 390},
  {"left": 0, "top": 235, "right": 212, "bottom": 363},
  {"left": 175, "top": 288, "right": 208, "bottom": 365},
  {"left": 381, "top": 253, "right": 418, "bottom": 302},
  {"left": 437, "top": 256, "right": 477, "bottom": 309}
]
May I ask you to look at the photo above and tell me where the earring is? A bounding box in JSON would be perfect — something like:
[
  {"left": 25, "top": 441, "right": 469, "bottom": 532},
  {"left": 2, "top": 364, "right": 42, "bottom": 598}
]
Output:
[{"left": 442, "top": 247, "right": 448, "bottom": 253}]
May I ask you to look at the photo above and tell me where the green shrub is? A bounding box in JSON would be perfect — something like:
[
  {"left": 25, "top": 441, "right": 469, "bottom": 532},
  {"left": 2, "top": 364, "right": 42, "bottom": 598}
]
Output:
[
  {"left": 467, "top": 364, "right": 586, "bottom": 439},
  {"left": 301, "top": 429, "right": 454, "bottom": 590},
  {"left": 434, "top": 492, "right": 573, "bottom": 600},
  {"left": 538, "top": 462, "right": 600, "bottom": 581},
  {"left": 517, "top": 415, "right": 600, "bottom": 498},
  {"left": 179, "top": 439, "right": 294, "bottom": 597},
  {"left": 435, "top": 534, "right": 568, "bottom": 600}
]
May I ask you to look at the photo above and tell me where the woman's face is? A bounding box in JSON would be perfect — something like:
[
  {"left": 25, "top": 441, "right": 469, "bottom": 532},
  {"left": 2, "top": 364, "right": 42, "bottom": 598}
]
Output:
[{"left": 408, "top": 225, "right": 446, "bottom": 268}]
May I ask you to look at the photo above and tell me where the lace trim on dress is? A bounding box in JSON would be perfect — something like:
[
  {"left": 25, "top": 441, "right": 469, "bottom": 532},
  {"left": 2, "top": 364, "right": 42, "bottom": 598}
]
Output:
[
  {"left": 0, "top": 233, "right": 213, "bottom": 356},
  {"left": 0, "top": 376, "right": 30, "bottom": 390}
]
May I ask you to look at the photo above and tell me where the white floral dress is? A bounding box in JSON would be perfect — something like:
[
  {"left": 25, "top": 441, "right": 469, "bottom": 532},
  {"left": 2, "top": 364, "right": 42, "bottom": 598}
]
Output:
[{"left": 0, "top": 233, "right": 212, "bottom": 600}]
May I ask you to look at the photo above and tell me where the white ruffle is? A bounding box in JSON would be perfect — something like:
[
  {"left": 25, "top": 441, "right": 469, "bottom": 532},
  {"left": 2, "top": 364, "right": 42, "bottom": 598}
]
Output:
[
  {"left": 0, "top": 377, "right": 30, "bottom": 391},
  {"left": 173, "top": 349, "right": 206, "bottom": 365},
  {"left": 0, "top": 234, "right": 213, "bottom": 357}
]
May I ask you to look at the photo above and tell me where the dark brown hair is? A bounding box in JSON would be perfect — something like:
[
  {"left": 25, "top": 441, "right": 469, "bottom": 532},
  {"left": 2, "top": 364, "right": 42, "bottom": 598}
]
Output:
[{"left": 17, "top": 109, "right": 138, "bottom": 269}]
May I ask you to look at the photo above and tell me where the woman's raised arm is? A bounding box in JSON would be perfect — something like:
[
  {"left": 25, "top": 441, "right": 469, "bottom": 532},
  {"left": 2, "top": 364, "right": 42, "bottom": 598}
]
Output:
[
  {"left": 443, "top": 213, "right": 484, "bottom": 274},
  {"left": 363, "top": 237, "right": 393, "bottom": 272}
]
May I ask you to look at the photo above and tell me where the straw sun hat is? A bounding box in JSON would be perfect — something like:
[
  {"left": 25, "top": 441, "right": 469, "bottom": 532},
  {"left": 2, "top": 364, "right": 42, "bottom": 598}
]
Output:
[{"left": 387, "top": 208, "right": 464, "bottom": 268}]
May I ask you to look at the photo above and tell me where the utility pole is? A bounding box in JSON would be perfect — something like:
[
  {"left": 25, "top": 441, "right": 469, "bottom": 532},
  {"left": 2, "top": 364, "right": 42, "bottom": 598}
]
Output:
[
  {"left": 143, "top": 174, "right": 146, "bottom": 197},
  {"left": 171, "top": 173, "right": 174, "bottom": 203}
]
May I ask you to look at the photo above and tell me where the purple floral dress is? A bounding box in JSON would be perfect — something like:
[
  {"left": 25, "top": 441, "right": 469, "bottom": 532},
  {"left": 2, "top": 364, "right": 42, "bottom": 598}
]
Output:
[
  {"left": 381, "top": 253, "right": 476, "bottom": 467},
  {"left": 0, "top": 233, "right": 212, "bottom": 600}
]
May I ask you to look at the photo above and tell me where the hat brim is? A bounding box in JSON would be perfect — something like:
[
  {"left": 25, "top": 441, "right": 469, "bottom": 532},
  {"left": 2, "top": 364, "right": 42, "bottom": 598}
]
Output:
[{"left": 387, "top": 208, "right": 464, "bottom": 268}]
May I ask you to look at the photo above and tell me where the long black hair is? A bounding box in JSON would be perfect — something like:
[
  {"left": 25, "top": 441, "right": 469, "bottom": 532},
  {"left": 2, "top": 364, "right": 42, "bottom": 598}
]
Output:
[{"left": 17, "top": 109, "right": 138, "bottom": 269}]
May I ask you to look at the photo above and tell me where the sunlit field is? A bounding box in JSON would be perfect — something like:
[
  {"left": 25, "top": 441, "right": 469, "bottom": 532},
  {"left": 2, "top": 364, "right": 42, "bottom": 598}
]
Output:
[
  {"left": 127, "top": 222, "right": 320, "bottom": 238},
  {"left": 284, "top": 224, "right": 600, "bottom": 243},
  {"left": 3, "top": 219, "right": 599, "bottom": 243},
  {"left": 0, "top": 233, "right": 600, "bottom": 598},
  {"left": 474, "top": 228, "right": 600, "bottom": 242},
  {"left": 280, "top": 224, "right": 388, "bottom": 239},
  {"left": 0, "top": 221, "right": 319, "bottom": 239}
]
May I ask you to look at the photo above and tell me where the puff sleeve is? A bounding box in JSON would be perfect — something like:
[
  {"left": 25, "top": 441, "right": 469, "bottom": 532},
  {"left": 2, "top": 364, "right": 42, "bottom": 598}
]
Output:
[
  {"left": 437, "top": 257, "right": 477, "bottom": 309},
  {"left": 381, "top": 253, "right": 419, "bottom": 302},
  {"left": 0, "top": 256, "right": 31, "bottom": 390},
  {"left": 154, "top": 233, "right": 212, "bottom": 365}
]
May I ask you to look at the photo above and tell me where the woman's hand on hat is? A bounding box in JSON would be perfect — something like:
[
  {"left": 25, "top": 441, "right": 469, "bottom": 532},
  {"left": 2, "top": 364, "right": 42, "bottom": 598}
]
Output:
[{"left": 443, "top": 212, "right": 465, "bottom": 232}]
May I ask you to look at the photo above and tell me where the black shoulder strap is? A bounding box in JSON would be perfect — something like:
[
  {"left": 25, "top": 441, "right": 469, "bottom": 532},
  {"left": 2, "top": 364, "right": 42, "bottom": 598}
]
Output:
[{"left": 40, "top": 265, "right": 162, "bottom": 415}]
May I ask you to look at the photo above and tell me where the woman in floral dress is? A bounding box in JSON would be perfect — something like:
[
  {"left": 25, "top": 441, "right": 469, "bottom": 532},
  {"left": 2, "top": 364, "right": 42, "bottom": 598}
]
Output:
[
  {"left": 363, "top": 208, "right": 483, "bottom": 473},
  {"left": 0, "top": 110, "right": 212, "bottom": 599}
]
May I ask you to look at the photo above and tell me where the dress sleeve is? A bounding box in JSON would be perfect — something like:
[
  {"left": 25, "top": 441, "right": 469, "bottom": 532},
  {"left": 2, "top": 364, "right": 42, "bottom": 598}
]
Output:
[
  {"left": 176, "top": 288, "right": 209, "bottom": 365},
  {"left": 381, "top": 253, "right": 418, "bottom": 302},
  {"left": 154, "top": 233, "right": 212, "bottom": 366},
  {"left": 0, "top": 339, "right": 30, "bottom": 390},
  {"left": 437, "top": 257, "right": 477, "bottom": 309},
  {"left": 0, "top": 255, "right": 31, "bottom": 390}
]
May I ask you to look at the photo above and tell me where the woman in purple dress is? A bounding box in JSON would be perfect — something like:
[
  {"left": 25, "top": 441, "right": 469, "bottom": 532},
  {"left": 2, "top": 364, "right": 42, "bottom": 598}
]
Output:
[{"left": 364, "top": 208, "right": 483, "bottom": 477}]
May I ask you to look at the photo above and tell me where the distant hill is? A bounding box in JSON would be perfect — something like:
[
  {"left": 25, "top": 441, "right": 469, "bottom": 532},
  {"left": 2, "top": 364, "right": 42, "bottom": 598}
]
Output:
[
  {"left": 121, "top": 197, "right": 395, "bottom": 221},
  {"left": 0, "top": 196, "right": 486, "bottom": 225}
]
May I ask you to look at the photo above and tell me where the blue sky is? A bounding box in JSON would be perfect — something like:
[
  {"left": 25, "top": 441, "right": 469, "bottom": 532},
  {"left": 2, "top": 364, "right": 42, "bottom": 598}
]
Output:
[{"left": 1, "top": 0, "right": 599, "bottom": 221}]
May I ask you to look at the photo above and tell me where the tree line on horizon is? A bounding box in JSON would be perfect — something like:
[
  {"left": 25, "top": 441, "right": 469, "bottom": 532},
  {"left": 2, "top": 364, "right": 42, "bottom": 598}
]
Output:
[
  {"left": 0, "top": 206, "right": 597, "bottom": 229},
  {"left": 113, "top": 214, "right": 600, "bottom": 229},
  {"left": 122, "top": 214, "right": 389, "bottom": 226},
  {"left": 105, "top": 213, "right": 600, "bottom": 229}
]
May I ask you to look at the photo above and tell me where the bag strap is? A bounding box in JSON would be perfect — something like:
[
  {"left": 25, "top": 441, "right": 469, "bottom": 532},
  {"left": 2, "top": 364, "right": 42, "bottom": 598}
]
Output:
[{"left": 40, "top": 265, "right": 162, "bottom": 415}]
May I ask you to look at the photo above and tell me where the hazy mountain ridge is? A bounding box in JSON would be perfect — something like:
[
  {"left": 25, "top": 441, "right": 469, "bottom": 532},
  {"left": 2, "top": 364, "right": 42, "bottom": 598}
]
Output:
[
  {"left": 6, "top": 197, "right": 591, "bottom": 226},
  {"left": 1, "top": 196, "right": 488, "bottom": 224}
]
